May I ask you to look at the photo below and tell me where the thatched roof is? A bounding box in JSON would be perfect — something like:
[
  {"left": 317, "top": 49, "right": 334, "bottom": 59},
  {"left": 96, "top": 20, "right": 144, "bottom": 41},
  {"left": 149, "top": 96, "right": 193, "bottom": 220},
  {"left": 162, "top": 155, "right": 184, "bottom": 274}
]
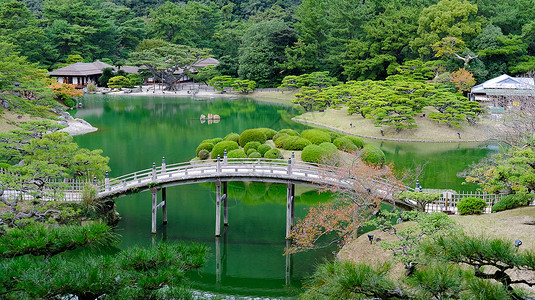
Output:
[
  {"left": 49, "top": 61, "right": 139, "bottom": 77},
  {"left": 192, "top": 57, "right": 220, "bottom": 68}
]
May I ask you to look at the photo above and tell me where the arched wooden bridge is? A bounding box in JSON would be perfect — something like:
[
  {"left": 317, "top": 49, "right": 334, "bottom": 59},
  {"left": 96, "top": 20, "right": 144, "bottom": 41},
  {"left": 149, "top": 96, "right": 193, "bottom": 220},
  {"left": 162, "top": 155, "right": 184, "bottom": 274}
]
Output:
[{"left": 92, "top": 157, "right": 416, "bottom": 237}]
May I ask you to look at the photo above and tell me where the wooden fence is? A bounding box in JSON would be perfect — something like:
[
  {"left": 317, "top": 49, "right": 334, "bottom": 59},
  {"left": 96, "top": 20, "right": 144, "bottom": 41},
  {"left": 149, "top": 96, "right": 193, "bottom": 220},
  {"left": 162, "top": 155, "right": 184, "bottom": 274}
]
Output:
[{"left": 426, "top": 191, "right": 507, "bottom": 214}]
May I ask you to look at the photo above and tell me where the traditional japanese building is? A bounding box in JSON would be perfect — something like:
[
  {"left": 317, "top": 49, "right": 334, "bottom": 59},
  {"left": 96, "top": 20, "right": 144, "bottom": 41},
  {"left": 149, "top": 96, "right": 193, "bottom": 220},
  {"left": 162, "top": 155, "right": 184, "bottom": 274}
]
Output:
[
  {"left": 470, "top": 74, "right": 535, "bottom": 108},
  {"left": 48, "top": 61, "right": 139, "bottom": 87}
]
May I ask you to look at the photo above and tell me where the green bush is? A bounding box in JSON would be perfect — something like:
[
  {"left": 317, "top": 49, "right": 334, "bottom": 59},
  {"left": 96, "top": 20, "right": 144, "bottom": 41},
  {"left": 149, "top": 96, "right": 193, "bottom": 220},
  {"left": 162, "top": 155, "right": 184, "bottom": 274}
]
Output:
[
  {"left": 211, "top": 141, "right": 239, "bottom": 159},
  {"left": 244, "top": 141, "right": 261, "bottom": 154},
  {"left": 361, "top": 145, "right": 386, "bottom": 166},
  {"left": 248, "top": 151, "right": 262, "bottom": 158},
  {"left": 224, "top": 133, "right": 240, "bottom": 143},
  {"left": 197, "top": 149, "right": 210, "bottom": 160},
  {"left": 345, "top": 135, "right": 365, "bottom": 148},
  {"left": 246, "top": 148, "right": 256, "bottom": 156},
  {"left": 272, "top": 132, "right": 289, "bottom": 142},
  {"left": 278, "top": 129, "right": 299, "bottom": 136},
  {"left": 264, "top": 148, "right": 282, "bottom": 159},
  {"left": 227, "top": 149, "right": 246, "bottom": 158},
  {"left": 301, "top": 129, "right": 331, "bottom": 145},
  {"left": 257, "top": 128, "right": 277, "bottom": 140},
  {"left": 275, "top": 135, "right": 311, "bottom": 150},
  {"left": 0, "top": 162, "right": 10, "bottom": 169},
  {"left": 302, "top": 144, "right": 331, "bottom": 163},
  {"left": 457, "top": 197, "right": 487, "bottom": 215},
  {"left": 333, "top": 137, "right": 358, "bottom": 152},
  {"left": 196, "top": 142, "right": 214, "bottom": 156},
  {"left": 239, "top": 129, "right": 267, "bottom": 147},
  {"left": 203, "top": 137, "right": 223, "bottom": 145},
  {"left": 319, "top": 142, "right": 338, "bottom": 154},
  {"left": 492, "top": 193, "right": 534, "bottom": 212},
  {"left": 257, "top": 144, "right": 272, "bottom": 156},
  {"left": 64, "top": 98, "right": 76, "bottom": 108}
]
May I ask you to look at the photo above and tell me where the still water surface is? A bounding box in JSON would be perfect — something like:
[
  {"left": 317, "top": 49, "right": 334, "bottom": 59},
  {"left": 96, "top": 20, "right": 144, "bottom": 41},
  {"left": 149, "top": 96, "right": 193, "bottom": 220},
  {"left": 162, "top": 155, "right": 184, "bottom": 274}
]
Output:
[{"left": 73, "top": 95, "right": 497, "bottom": 298}]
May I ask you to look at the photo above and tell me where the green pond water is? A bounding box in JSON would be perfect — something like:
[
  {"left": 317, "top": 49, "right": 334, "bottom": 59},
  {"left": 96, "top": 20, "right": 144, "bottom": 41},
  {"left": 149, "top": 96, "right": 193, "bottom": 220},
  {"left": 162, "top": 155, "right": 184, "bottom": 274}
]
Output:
[{"left": 73, "top": 95, "right": 497, "bottom": 298}]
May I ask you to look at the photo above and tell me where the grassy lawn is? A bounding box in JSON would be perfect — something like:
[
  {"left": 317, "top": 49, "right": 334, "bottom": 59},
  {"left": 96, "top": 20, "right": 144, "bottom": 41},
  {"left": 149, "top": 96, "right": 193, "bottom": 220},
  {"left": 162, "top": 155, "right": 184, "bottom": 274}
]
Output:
[{"left": 0, "top": 109, "right": 47, "bottom": 134}]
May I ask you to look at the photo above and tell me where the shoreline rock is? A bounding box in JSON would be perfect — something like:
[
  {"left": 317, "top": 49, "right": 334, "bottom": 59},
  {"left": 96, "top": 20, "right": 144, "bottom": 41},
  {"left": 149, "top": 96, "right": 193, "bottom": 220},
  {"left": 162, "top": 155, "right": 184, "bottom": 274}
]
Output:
[{"left": 58, "top": 118, "right": 98, "bottom": 136}]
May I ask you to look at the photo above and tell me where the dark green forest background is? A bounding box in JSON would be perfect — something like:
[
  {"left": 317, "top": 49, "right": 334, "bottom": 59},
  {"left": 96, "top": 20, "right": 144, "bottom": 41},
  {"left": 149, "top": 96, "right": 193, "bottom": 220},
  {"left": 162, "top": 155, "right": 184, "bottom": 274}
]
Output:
[{"left": 3, "top": 0, "right": 535, "bottom": 87}]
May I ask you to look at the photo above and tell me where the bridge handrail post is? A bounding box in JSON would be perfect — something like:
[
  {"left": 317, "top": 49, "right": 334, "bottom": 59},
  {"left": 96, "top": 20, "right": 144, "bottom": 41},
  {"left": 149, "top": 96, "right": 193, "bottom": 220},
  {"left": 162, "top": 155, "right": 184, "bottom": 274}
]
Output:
[
  {"left": 287, "top": 158, "right": 292, "bottom": 175},
  {"left": 161, "top": 157, "right": 166, "bottom": 174},
  {"left": 152, "top": 162, "right": 156, "bottom": 180},
  {"left": 223, "top": 150, "right": 228, "bottom": 165},
  {"left": 217, "top": 155, "right": 221, "bottom": 173},
  {"left": 105, "top": 171, "right": 110, "bottom": 191}
]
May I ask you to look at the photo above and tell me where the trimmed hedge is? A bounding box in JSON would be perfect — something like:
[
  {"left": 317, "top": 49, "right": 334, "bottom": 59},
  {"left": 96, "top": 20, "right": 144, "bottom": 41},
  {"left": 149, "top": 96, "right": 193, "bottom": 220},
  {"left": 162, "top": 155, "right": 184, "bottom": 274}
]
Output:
[
  {"left": 246, "top": 148, "right": 256, "bottom": 156},
  {"left": 319, "top": 142, "right": 338, "bottom": 154},
  {"left": 196, "top": 142, "right": 214, "bottom": 156},
  {"left": 457, "top": 197, "right": 487, "bottom": 215},
  {"left": 211, "top": 141, "right": 239, "bottom": 159},
  {"left": 345, "top": 135, "right": 365, "bottom": 148},
  {"left": 361, "top": 145, "right": 386, "bottom": 166},
  {"left": 264, "top": 148, "right": 282, "bottom": 159},
  {"left": 239, "top": 129, "right": 267, "bottom": 147},
  {"left": 301, "top": 129, "right": 331, "bottom": 145},
  {"left": 278, "top": 129, "right": 299, "bottom": 136},
  {"left": 203, "top": 137, "right": 223, "bottom": 145},
  {"left": 257, "top": 144, "right": 272, "bottom": 156},
  {"left": 244, "top": 141, "right": 261, "bottom": 154},
  {"left": 492, "top": 193, "right": 534, "bottom": 212},
  {"left": 301, "top": 144, "right": 330, "bottom": 164},
  {"left": 273, "top": 132, "right": 289, "bottom": 142},
  {"left": 248, "top": 151, "right": 262, "bottom": 158},
  {"left": 275, "top": 135, "right": 311, "bottom": 150},
  {"left": 227, "top": 149, "right": 247, "bottom": 158},
  {"left": 333, "top": 137, "right": 358, "bottom": 152},
  {"left": 224, "top": 132, "right": 240, "bottom": 143},
  {"left": 198, "top": 149, "right": 210, "bottom": 160},
  {"left": 257, "top": 128, "right": 277, "bottom": 140}
]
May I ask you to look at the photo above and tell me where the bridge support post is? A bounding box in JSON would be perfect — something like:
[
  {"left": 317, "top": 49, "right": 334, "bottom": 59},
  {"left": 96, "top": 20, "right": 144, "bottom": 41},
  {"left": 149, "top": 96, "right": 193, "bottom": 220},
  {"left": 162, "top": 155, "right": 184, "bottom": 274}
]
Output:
[
  {"left": 151, "top": 187, "right": 157, "bottom": 234},
  {"left": 285, "top": 239, "right": 293, "bottom": 286},
  {"left": 223, "top": 181, "right": 228, "bottom": 226},
  {"left": 215, "top": 180, "right": 222, "bottom": 237},
  {"left": 162, "top": 187, "right": 167, "bottom": 225},
  {"left": 285, "top": 183, "right": 295, "bottom": 239}
]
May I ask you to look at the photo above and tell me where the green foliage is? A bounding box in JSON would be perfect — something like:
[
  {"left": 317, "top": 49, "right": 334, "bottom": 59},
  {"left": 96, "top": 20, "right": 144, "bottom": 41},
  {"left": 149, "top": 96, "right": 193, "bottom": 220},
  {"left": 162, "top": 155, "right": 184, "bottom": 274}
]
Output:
[
  {"left": 272, "top": 132, "right": 288, "bottom": 142},
  {"left": 274, "top": 135, "right": 312, "bottom": 150},
  {"left": 257, "top": 144, "right": 272, "bottom": 156},
  {"left": 491, "top": 193, "right": 534, "bottom": 212},
  {"left": 361, "top": 145, "right": 386, "bottom": 166},
  {"left": 457, "top": 197, "right": 487, "bottom": 215},
  {"left": 257, "top": 128, "right": 277, "bottom": 140},
  {"left": 107, "top": 76, "right": 132, "bottom": 89},
  {"left": 209, "top": 75, "right": 235, "bottom": 91},
  {"left": 318, "top": 142, "right": 338, "bottom": 153},
  {"left": 64, "top": 98, "right": 76, "bottom": 108},
  {"left": 196, "top": 142, "right": 214, "bottom": 157},
  {"left": 223, "top": 132, "right": 240, "bottom": 143},
  {"left": 203, "top": 137, "right": 223, "bottom": 145},
  {"left": 246, "top": 148, "right": 256, "bottom": 156},
  {"left": 264, "top": 148, "right": 282, "bottom": 159},
  {"left": 243, "top": 141, "right": 261, "bottom": 154},
  {"left": 210, "top": 140, "right": 239, "bottom": 159},
  {"left": 333, "top": 137, "right": 358, "bottom": 152},
  {"left": 279, "top": 71, "right": 339, "bottom": 90},
  {"left": 232, "top": 79, "right": 256, "bottom": 94},
  {"left": 239, "top": 129, "right": 267, "bottom": 147},
  {"left": 345, "top": 135, "right": 365, "bottom": 148},
  {"left": 301, "top": 144, "right": 331, "bottom": 163},
  {"left": 227, "top": 149, "right": 246, "bottom": 159},
  {"left": 197, "top": 149, "right": 209, "bottom": 160},
  {"left": 248, "top": 152, "right": 262, "bottom": 159},
  {"left": 398, "top": 191, "right": 440, "bottom": 212},
  {"left": 301, "top": 129, "right": 332, "bottom": 145},
  {"left": 278, "top": 129, "right": 300, "bottom": 136}
]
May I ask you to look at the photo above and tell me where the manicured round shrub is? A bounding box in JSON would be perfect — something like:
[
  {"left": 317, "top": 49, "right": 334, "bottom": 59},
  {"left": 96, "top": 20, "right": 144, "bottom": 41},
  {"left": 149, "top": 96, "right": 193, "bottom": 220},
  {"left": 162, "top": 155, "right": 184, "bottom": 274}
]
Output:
[
  {"left": 64, "top": 98, "right": 76, "bottom": 108},
  {"left": 203, "top": 137, "right": 223, "bottom": 145},
  {"left": 257, "top": 144, "right": 272, "bottom": 156},
  {"left": 224, "top": 132, "right": 240, "bottom": 143},
  {"left": 275, "top": 135, "right": 311, "bottom": 150},
  {"left": 227, "top": 149, "right": 246, "bottom": 158},
  {"left": 319, "top": 142, "right": 338, "bottom": 154},
  {"left": 333, "top": 137, "right": 358, "bottom": 152},
  {"left": 278, "top": 129, "right": 299, "bottom": 136},
  {"left": 492, "top": 193, "right": 534, "bottom": 212},
  {"left": 198, "top": 149, "right": 210, "bottom": 160},
  {"left": 273, "top": 132, "right": 289, "bottom": 142},
  {"left": 246, "top": 148, "right": 256, "bottom": 156},
  {"left": 345, "top": 135, "right": 365, "bottom": 148},
  {"left": 301, "top": 129, "right": 331, "bottom": 145},
  {"left": 301, "top": 144, "right": 330, "bottom": 163},
  {"left": 457, "top": 197, "right": 487, "bottom": 215},
  {"left": 361, "top": 145, "right": 386, "bottom": 166},
  {"left": 244, "top": 141, "right": 261, "bottom": 154},
  {"left": 248, "top": 151, "right": 262, "bottom": 158},
  {"left": 196, "top": 142, "right": 214, "bottom": 156},
  {"left": 211, "top": 140, "right": 239, "bottom": 159},
  {"left": 0, "top": 162, "right": 11, "bottom": 169},
  {"left": 264, "top": 148, "right": 282, "bottom": 159},
  {"left": 257, "top": 128, "right": 277, "bottom": 140},
  {"left": 239, "top": 129, "right": 267, "bottom": 147}
]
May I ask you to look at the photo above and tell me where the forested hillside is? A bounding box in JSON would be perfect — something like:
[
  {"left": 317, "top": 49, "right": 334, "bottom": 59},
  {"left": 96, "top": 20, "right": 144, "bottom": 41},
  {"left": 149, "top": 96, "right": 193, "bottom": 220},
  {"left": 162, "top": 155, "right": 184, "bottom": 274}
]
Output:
[{"left": 5, "top": 0, "right": 535, "bottom": 86}]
